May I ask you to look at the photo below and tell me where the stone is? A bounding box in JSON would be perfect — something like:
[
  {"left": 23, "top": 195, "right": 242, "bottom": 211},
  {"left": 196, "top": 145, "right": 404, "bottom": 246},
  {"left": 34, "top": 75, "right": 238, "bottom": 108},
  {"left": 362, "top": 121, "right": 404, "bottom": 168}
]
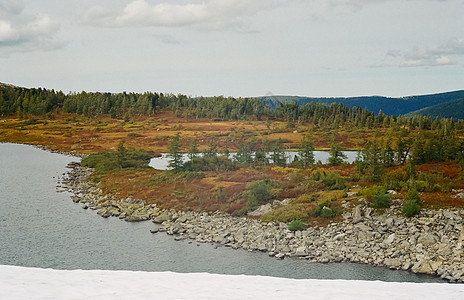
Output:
[
  {"left": 153, "top": 211, "right": 171, "bottom": 223},
  {"left": 417, "top": 233, "right": 438, "bottom": 245},
  {"left": 384, "top": 258, "right": 401, "bottom": 269},
  {"left": 412, "top": 260, "right": 434, "bottom": 275},
  {"left": 352, "top": 205, "right": 362, "bottom": 223},
  {"left": 384, "top": 233, "right": 396, "bottom": 245},
  {"left": 385, "top": 218, "right": 394, "bottom": 229},
  {"left": 334, "top": 233, "right": 346, "bottom": 241},
  {"left": 294, "top": 246, "right": 308, "bottom": 257},
  {"left": 247, "top": 204, "right": 273, "bottom": 217},
  {"left": 275, "top": 253, "right": 285, "bottom": 260}
]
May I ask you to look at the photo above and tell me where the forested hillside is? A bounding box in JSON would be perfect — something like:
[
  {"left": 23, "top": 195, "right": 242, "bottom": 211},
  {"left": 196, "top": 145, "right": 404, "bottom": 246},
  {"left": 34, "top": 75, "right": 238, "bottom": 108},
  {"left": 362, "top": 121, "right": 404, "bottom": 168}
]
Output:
[
  {"left": 261, "top": 90, "right": 464, "bottom": 117},
  {"left": 405, "top": 98, "right": 464, "bottom": 120}
]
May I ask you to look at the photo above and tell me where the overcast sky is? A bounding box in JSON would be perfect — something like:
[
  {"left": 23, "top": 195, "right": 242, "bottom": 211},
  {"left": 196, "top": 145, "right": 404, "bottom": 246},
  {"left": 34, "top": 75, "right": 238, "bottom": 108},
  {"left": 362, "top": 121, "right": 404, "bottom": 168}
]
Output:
[{"left": 1, "top": 0, "right": 463, "bottom": 97}]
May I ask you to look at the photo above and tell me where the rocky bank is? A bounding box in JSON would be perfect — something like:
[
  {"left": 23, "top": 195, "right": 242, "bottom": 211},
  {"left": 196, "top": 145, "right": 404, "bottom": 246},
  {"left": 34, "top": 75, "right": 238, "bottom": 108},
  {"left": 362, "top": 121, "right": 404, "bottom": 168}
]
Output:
[{"left": 60, "top": 163, "right": 464, "bottom": 283}]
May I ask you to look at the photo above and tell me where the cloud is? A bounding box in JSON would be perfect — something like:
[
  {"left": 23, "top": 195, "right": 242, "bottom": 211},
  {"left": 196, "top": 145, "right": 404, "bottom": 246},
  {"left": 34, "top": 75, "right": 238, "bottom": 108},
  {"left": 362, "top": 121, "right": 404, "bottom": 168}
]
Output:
[
  {"left": 84, "top": 0, "right": 288, "bottom": 31},
  {"left": 387, "top": 38, "right": 464, "bottom": 67},
  {"left": 0, "top": 1, "right": 61, "bottom": 52},
  {"left": 329, "top": 0, "right": 452, "bottom": 12}
]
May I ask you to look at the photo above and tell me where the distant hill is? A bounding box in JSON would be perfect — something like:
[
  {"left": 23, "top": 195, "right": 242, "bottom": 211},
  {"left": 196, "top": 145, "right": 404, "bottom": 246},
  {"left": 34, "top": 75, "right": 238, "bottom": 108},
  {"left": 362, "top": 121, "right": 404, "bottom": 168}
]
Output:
[
  {"left": 260, "top": 90, "right": 464, "bottom": 117},
  {"left": 404, "top": 98, "right": 464, "bottom": 120}
]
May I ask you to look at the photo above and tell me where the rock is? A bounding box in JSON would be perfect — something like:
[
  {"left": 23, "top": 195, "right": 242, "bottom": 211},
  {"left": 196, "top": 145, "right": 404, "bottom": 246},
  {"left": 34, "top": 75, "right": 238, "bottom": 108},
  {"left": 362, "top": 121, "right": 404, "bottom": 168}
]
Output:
[
  {"left": 334, "top": 233, "right": 346, "bottom": 241},
  {"left": 384, "top": 233, "right": 396, "bottom": 245},
  {"left": 385, "top": 217, "right": 394, "bottom": 229},
  {"left": 125, "top": 214, "right": 149, "bottom": 222},
  {"left": 412, "top": 260, "right": 434, "bottom": 275},
  {"left": 275, "top": 253, "right": 285, "bottom": 260},
  {"left": 384, "top": 258, "right": 401, "bottom": 269},
  {"left": 417, "top": 233, "right": 438, "bottom": 245},
  {"left": 430, "top": 261, "right": 442, "bottom": 272},
  {"left": 352, "top": 205, "right": 362, "bottom": 223},
  {"left": 247, "top": 204, "right": 273, "bottom": 217},
  {"left": 153, "top": 211, "right": 171, "bottom": 223},
  {"left": 451, "top": 193, "right": 464, "bottom": 199},
  {"left": 294, "top": 246, "right": 308, "bottom": 257}
]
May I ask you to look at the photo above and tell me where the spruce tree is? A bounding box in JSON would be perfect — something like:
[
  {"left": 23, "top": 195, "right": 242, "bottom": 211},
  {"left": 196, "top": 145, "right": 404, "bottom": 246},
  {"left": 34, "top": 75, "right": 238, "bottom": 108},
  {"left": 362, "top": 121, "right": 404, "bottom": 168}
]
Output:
[{"left": 168, "top": 133, "right": 183, "bottom": 172}]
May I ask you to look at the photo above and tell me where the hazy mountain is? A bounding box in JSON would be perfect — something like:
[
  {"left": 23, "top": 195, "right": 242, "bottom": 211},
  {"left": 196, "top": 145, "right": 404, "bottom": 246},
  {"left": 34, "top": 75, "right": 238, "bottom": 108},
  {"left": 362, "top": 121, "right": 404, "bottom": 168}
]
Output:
[
  {"left": 404, "top": 98, "right": 464, "bottom": 120},
  {"left": 260, "top": 90, "right": 464, "bottom": 117}
]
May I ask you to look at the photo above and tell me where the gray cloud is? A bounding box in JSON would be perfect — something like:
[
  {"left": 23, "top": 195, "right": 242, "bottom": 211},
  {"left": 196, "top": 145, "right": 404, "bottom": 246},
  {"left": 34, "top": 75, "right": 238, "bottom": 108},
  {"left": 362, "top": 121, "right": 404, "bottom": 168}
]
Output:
[
  {"left": 329, "top": 0, "right": 452, "bottom": 12},
  {"left": 0, "top": 0, "right": 61, "bottom": 52},
  {"left": 387, "top": 38, "right": 464, "bottom": 67},
  {"left": 83, "top": 0, "right": 288, "bottom": 31}
]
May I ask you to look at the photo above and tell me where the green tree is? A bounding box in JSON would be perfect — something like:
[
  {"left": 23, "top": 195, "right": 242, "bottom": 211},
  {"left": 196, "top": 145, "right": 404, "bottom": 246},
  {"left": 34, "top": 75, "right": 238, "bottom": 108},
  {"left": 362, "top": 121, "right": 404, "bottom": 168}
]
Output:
[
  {"left": 203, "top": 136, "right": 217, "bottom": 158},
  {"left": 381, "top": 137, "right": 395, "bottom": 166},
  {"left": 168, "top": 133, "right": 183, "bottom": 172},
  {"left": 188, "top": 138, "right": 199, "bottom": 161},
  {"left": 405, "top": 157, "right": 416, "bottom": 185},
  {"left": 235, "top": 141, "right": 254, "bottom": 165},
  {"left": 298, "top": 134, "right": 315, "bottom": 168},
  {"left": 328, "top": 142, "right": 347, "bottom": 166},
  {"left": 362, "top": 140, "right": 383, "bottom": 182},
  {"left": 272, "top": 141, "right": 287, "bottom": 167}
]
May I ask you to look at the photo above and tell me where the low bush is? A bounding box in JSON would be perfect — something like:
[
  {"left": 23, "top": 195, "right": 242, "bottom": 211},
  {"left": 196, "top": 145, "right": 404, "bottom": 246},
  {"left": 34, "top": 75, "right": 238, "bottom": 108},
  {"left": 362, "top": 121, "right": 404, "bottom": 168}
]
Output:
[
  {"left": 248, "top": 179, "right": 274, "bottom": 205},
  {"left": 81, "top": 143, "right": 151, "bottom": 174},
  {"left": 320, "top": 172, "right": 346, "bottom": 190},
  {"left": 260, "top": 203, "right": 309, "bottom": 223},
  {"left": 182, "top": 156, "right": 236, "bottom": 172},
  {"left": 362, "top": 185, "right": 391, "bottom": 208},
  {"left": 287, "top": 219, "right": 305, "bottom": 231},
  {"left": 402, "top": 189, "right": 421, "bottom": 217},
  {"left": 319, "top": 206, "right": 337, "bottom": 218}
]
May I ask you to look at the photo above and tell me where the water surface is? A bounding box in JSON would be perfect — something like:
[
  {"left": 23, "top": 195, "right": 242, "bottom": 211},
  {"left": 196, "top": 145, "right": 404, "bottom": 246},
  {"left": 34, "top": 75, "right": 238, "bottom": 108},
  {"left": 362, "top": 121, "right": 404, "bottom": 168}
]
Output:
[{"left": 0, "top": 143, "right": 443, "bottom": 282}]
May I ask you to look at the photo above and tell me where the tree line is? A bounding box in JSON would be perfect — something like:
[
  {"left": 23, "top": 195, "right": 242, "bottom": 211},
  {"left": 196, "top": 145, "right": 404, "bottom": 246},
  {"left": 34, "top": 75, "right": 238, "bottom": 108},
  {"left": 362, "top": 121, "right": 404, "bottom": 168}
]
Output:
[{"left": 2, "top": 84, "right": 463, "bottom": 132}]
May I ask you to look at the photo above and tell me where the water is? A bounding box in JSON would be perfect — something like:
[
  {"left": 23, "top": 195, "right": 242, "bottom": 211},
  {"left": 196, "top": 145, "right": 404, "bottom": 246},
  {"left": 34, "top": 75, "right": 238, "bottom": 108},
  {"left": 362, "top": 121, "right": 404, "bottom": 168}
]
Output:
[
  {"left": 0, "top": 143, "right": 443, "bottom": 282},
  {"left": 150, "top": 151, "right": 358, "bottom": 170}
]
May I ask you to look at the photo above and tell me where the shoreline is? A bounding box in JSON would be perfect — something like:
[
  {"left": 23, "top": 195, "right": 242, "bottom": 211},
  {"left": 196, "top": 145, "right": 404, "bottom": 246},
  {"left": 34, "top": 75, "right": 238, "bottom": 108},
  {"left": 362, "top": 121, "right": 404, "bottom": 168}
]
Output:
[{"left": 61, "top": 162, "right": 464, "bottom": 283}]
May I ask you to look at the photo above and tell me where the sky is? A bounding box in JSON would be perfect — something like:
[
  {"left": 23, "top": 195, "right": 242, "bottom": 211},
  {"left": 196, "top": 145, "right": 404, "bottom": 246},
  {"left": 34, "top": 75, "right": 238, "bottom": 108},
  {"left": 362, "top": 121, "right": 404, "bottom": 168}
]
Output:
[{"left": 0, "top": 0, "right": 463, "bottom": 98}]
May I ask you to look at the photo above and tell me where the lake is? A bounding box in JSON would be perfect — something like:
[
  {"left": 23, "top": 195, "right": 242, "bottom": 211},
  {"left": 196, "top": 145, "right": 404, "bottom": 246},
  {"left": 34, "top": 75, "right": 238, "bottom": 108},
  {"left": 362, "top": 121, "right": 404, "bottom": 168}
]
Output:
[
  {"left": 150, "top": 150, "right": 358, "bottom": 170},
  {"left": 0, "top": 143, "right": 442, "bottom": 282}
]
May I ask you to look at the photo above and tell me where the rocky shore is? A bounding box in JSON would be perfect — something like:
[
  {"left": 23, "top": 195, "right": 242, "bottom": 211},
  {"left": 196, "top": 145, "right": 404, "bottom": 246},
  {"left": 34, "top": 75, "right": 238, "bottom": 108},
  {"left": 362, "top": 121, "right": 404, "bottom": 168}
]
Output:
[{"left": 60, "top": 162, "right": 464, "bottom": 283}]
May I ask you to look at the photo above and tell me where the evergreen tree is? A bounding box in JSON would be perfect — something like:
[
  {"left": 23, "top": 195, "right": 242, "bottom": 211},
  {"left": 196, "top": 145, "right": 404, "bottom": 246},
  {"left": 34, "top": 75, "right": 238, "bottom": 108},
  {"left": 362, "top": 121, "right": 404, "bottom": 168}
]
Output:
[
  {"left": 203, "top": 136, "right": 217, "bottom": 158},
  {"left": 363, "top": 140, "right": 383, "bottom": 182},
  {"left": 235, "top": 141, "right": 253, "bottom": 165},
  {"left": 328, "top": 142, "right": 347, "bottom": 166},
  {"left": 272, "top": 141, "right": 287, "bottom": 167},
  {"left": 298, "top": 134, "right": 315, "bottom": 168},
  {"left": 188, "top": 139, "right": 199, "bottom": 161},
  {"left": 382, "top": 137, "right": 395, "bottom": 166},
  {"left": 168, "top": 133, "right": 183, "bottom": 172}
]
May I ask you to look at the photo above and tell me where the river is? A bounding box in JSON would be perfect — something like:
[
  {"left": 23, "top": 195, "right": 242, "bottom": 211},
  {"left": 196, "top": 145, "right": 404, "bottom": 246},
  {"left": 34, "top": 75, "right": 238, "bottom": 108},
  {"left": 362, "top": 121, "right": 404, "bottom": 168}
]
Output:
[{"left": 0, "top": 143, "right": 443, "bottom": 282}]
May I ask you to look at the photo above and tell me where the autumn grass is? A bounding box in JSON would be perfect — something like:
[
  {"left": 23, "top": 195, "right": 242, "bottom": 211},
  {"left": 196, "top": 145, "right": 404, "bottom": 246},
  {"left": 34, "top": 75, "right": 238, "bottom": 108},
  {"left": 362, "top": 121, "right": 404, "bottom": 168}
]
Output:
[{"left": 2, "top": 111, "right": 464, "bottom": 222}]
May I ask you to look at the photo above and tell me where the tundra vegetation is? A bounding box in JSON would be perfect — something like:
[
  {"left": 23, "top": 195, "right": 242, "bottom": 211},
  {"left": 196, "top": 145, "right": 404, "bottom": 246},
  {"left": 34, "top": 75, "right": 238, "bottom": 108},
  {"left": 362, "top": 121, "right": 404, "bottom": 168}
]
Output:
[{"left": 1, "top": 84, "right": 464, "bottom": 227}]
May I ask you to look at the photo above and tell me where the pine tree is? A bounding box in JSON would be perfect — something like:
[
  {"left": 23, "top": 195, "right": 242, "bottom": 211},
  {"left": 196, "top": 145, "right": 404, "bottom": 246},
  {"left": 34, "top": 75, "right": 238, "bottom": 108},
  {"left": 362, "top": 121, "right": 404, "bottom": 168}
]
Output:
[
  {"left": 188, "top": 139, "right": 199, "bottom": 161},
  {"left": 168, "top": 133, "right": 183, "bottom": 172},
  {"left": 328, "top": 142, "right": 347, "bottom": 166},
  {"left": 298, "top": 134, "right": 315, "bottom": 168}
]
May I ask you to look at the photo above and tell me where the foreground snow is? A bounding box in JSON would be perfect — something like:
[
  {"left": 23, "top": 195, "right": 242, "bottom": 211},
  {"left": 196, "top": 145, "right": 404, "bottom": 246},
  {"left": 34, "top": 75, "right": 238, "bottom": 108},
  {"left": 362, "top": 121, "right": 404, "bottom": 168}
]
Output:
[{"left": 1, "top": 265, "right": 463, "bottom": 300}]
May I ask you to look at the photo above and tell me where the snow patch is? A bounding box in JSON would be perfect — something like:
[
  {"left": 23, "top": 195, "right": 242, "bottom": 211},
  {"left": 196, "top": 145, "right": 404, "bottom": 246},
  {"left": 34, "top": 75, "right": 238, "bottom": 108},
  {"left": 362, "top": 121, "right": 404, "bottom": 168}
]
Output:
[{"left": 1, "top": 265, "right": 463, "bottom": 300}]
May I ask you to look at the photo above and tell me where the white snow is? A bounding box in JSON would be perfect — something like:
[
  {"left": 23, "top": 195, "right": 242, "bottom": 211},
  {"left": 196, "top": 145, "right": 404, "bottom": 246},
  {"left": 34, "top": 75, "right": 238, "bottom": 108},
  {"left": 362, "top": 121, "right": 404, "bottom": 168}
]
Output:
[{"left": 1, "top": 265, "right": 463, "bottom": 300}]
